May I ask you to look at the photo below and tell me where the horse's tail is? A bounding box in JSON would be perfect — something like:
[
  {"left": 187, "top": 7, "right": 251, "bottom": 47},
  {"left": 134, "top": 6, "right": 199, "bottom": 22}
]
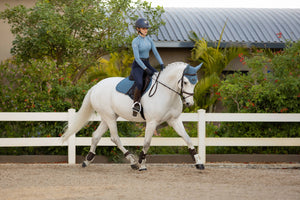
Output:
[{"left": 61, "top": 89, "right": 94, "bottom": 143}]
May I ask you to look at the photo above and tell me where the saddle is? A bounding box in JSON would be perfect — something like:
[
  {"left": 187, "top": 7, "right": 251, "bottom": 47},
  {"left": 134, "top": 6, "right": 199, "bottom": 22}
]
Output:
[
  {"left": 116, "top": 75, "right": 152, "bottom": 120},
  {"left": 116, "top": 75, "right": 152, "bottom": 100}
]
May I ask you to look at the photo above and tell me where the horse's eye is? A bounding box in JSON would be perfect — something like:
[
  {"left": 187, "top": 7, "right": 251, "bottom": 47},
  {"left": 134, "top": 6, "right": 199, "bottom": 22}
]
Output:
[{"left": 184, "top": 81, "right": 187, "bottom": 85}]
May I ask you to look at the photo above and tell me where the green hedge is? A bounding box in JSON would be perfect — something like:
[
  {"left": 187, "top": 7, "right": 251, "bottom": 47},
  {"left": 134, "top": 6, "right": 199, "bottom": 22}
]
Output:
[{"left": 215, "top": 41, "right": 300, "bottom": 154}]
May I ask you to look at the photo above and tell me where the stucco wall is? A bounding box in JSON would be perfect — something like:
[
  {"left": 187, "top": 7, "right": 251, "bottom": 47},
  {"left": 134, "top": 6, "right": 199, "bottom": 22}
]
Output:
[{"left": 0, "top": 0, "right": 37, "bottom": 61}]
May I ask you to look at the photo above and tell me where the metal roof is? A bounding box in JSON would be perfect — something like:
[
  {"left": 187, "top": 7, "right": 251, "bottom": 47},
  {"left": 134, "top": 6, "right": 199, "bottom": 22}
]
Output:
[{"left": 133, "top": 8, "right": 300, "bottom": 48}]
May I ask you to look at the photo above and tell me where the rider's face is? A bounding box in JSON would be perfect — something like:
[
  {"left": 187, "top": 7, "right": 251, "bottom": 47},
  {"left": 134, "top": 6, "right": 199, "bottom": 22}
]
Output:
[{"left": 138, "top": 28, "right": 148, "bottom": 36}]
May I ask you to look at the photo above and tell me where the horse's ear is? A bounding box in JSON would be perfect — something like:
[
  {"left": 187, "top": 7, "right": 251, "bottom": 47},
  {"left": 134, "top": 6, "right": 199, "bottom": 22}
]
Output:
[{"left": 195, "top": 63, "right": 203, "bottom": 71}]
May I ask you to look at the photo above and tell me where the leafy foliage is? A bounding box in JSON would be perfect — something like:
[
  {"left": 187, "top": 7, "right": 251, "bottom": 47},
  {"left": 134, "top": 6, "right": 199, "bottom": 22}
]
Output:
[
  {"left": 215, "top": 41, "right": 300, "bottom": 154},
  {"left": 219, "top": 41, "right": 300, "bottom": 114},
  {"left": 0, "top": 58, "right": 91, "bottom": 113},
  {"left": 0, "top": 58, "right": 93, "bottom": 154},
  {"left": 0, "top": 0, "right": 164, "bottom": 83},
  {"left": 87, "top": 50, "right": 134, "bottom": 82},
  {"left": 190, "top": 26, "right": 248, "bottom": 112}
]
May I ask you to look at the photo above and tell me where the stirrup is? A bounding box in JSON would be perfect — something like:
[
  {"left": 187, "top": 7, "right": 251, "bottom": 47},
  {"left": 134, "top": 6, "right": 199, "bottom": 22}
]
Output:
[{"left": 132, "top": 102, "right": 141, "bottom": 116}]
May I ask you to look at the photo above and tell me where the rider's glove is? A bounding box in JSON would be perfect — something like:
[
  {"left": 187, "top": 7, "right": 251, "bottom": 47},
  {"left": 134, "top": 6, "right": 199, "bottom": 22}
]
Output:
[
  {"left": 145, "top": 68, "right": 154, "bottom": 76},
  {"left": 160, "top": 64, "right": 165, "bottom": 71}
]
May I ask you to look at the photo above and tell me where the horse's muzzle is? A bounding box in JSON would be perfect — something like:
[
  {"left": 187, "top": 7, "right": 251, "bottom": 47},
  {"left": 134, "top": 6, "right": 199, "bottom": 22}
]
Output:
[{"left": 183, "top": 100, "right": 194, "bottom": 107}]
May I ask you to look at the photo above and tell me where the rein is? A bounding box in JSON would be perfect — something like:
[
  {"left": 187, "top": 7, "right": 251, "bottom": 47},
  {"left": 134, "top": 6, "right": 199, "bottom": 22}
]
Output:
[{"left": 148, "top": 71, "right": 195, "bottom": 100}]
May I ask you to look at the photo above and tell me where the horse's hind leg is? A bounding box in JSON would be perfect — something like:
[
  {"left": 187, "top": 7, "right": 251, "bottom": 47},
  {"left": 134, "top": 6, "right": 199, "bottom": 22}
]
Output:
[
  {"left": 168, "top": 118, "right": 205, "bottom": 170},
  {"left": 105, "top": 119, "right": 139, "bottom": 170},
  {"left": 82, "top": 121, "right": 108, "bottom": 167}
]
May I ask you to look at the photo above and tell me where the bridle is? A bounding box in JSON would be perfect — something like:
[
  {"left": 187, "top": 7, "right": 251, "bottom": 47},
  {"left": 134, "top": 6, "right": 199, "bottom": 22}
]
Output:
[{"left": 149, "top": 69, "right": 196, "bottom": 101}]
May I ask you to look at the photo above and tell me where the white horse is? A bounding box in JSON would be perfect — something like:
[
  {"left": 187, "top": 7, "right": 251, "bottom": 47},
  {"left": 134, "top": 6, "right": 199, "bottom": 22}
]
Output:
[{"left": 61, "top": 62, "right": 204, "bottom": 170}]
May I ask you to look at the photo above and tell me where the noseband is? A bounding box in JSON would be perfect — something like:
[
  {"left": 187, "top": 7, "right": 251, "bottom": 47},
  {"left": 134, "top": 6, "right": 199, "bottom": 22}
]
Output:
[{"left": 149, "top": 70, "right": 196, "bottom": 101}]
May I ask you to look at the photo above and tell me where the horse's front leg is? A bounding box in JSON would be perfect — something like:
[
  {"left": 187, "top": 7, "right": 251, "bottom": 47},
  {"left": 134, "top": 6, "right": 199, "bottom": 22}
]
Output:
[
  {"left": 168, "top": 118, "right": 205, "bottom": 170},
  {"left": 139, "top": 121, "right": 157, "bottom": 171}
]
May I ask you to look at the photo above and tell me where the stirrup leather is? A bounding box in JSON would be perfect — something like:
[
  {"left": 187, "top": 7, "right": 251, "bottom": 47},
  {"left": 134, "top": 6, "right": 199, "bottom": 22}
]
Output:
[{"left": 132, "top": 102, "right": 142, "bottom": 116}]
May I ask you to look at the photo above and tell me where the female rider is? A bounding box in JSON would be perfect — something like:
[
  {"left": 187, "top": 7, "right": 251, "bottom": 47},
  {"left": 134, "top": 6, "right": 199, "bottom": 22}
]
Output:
[{"left": 130, "top": 18, "right": 165, "bottom": 116}]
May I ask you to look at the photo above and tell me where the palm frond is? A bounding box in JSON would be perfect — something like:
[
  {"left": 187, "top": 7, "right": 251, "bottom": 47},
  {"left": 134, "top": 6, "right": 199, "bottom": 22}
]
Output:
[
  {"left": 216, "top": 19, "right": 227, "bottom": 52},
  {"left": 87, "top": 51, "right": 133, "bottom": 81},
  {"left": 190, "top": 20, "right": 247, "bottom": 112}
]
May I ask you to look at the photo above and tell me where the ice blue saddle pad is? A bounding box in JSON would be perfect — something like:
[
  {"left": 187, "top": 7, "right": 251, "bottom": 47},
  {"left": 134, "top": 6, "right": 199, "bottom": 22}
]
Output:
[{"left": 116, "top": 77, "right": 152, "bottom": 99}]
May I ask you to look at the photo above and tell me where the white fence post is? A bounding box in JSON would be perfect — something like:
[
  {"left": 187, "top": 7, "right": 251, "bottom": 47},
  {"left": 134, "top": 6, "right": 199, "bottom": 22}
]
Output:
[
  {"left": 68, "top": 109, "right": 76, "bottom": 164},
  {"left": 198, "top": 109, "right": 206, "bottom": 164}
]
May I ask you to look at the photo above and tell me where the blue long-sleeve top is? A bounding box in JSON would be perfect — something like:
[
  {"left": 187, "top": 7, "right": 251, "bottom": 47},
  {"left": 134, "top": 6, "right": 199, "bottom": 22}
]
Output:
[{"left": 132, "top": 35, "right": 163, "bottom": 70}]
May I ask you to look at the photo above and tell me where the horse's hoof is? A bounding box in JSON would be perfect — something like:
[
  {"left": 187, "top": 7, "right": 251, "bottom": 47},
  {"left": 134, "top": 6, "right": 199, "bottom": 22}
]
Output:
[
  {"left": 139, "top": 168, "right": 147, "bottom": 171},
  {"left": 196, "top": 164, "right": 205, "bottom": 170},
  {"left": 82, "top": 161, "right": 88, "bottom": 168},
  {"left": 131, "top": 164, "right": 139, "bottom": 170}
]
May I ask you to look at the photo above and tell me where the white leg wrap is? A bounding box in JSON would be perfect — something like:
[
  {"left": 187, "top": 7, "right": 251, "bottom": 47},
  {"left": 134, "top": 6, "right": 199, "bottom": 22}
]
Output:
[
  {"left": 83, "top": 160, "right": 91, "bottom": 166},
  {"left": 139, "top": 159, "right": 147, "bottom": 171},
  {"left": 126, "top": 154, "right": 138, "bottom": 165}
]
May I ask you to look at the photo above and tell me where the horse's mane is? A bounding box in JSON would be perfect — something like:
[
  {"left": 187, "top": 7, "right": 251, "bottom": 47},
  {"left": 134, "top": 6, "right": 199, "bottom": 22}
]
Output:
[
  {"left": 164, "top": 62, "right": 187, "bottom": 72},
  {"left": 159, "top": 62, "right": 187, "bottom": 81}
]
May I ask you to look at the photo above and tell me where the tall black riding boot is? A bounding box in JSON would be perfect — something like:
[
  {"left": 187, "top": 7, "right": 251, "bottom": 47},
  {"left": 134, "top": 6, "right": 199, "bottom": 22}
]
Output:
[{"left": 132, "top": 87, "right": 142, "bottom": 117}]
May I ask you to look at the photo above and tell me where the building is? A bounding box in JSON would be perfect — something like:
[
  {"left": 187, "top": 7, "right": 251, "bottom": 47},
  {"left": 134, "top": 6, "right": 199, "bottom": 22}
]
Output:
[{"left": 144, "top": 7, "right": 300, "bottom": 70}]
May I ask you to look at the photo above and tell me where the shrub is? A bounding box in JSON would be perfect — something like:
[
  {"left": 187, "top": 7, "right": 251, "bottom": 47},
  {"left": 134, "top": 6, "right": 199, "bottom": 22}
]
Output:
[
  {"left": 0, "top": 58, "right": 144, "bottom": 159},
  {"left": 0, "top": 58, "right": 93, "bottom": 155},
  {"left": 216, "top": 41, "right": 300, "bottom": 154}
]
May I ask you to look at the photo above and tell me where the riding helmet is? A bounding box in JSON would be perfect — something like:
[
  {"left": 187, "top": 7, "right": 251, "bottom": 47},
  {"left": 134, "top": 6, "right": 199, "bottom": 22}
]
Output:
[{"left": 135, "top": 18, "right": 151, "bottom": 29}]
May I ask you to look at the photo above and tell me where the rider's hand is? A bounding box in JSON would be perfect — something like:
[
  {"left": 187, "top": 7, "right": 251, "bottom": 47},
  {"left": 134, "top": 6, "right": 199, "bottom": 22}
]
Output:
[
  {"left": 160, "top": 64, "right": 165, "bottom": 71},
  {"left": 145, "top": 68, "right": 154, "bottom": 76}
]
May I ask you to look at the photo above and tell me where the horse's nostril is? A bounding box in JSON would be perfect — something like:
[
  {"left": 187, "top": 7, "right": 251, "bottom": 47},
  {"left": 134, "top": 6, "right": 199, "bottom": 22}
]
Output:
[{"left": 186, "top": 102, "right": 190, "bottom": 106}]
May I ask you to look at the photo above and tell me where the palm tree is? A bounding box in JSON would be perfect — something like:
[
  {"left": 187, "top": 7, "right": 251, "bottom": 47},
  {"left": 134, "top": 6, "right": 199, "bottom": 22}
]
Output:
[
  {"left": 190, "top": 23, "right": 247, "bottom": 112},
  {"left": 87, "top": 50, "right": 134, "bottom": 82}
]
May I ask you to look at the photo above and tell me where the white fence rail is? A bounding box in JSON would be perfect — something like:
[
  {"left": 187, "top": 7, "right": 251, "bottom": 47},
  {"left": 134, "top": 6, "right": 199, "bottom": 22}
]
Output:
[{"left": 0, "top": 109, "right": 299, "bottom": 164}]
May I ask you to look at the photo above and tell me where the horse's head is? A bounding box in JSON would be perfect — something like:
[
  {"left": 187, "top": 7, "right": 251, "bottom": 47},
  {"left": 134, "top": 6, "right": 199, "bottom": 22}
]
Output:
[{"left": 178, "top": 63, "right": 203, "bottom": 106}]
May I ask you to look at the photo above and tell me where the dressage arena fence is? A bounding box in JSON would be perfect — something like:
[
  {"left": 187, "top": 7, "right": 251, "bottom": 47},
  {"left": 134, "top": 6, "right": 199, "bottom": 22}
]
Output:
[{"left": 0, "top": 109, "right": 299, "bottom": 164}]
